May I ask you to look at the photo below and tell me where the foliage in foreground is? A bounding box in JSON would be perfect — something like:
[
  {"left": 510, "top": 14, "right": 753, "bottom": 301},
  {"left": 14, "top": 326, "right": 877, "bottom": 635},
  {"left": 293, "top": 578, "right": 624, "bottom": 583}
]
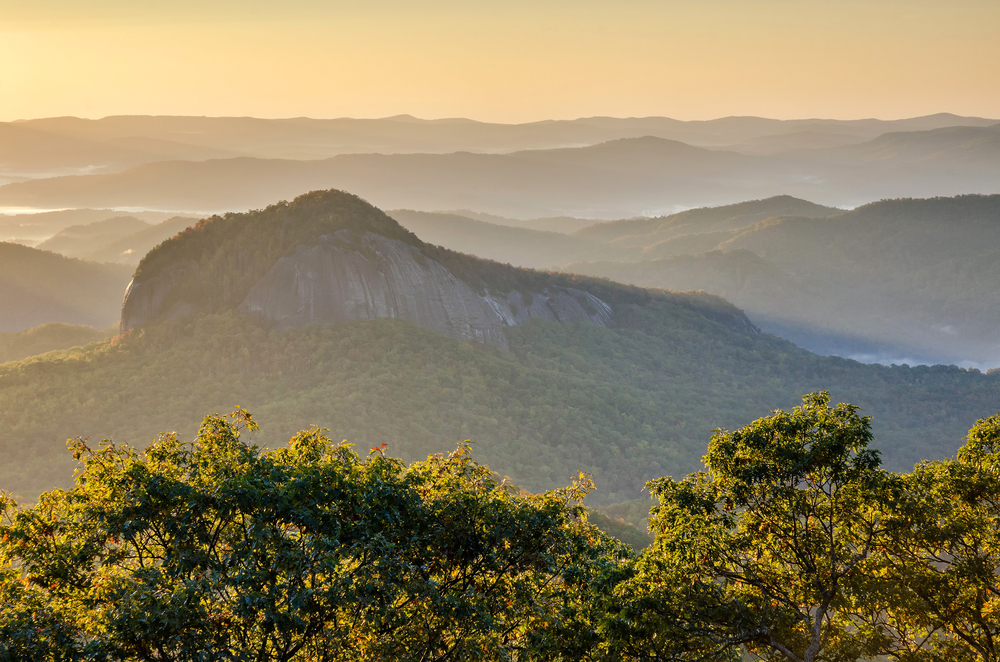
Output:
[
  {"left": 3, "top": 394, "right": 1000, "bottom": 661},
  {"left": 0, "top": 410, "right": 624, "bottom": 661}
]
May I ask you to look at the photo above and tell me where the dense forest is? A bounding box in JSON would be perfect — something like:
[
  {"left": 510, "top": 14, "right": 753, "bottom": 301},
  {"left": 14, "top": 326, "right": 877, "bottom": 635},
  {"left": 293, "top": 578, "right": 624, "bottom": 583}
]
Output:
[
  {"left": 0, "top": 323, "right": 115, "bottom": 364},
  {"left": 3, "top": 394, "right": 999, "bottom": 661},
  {"left": 2, "top": 310, "right": 998, "bottom": 508}
]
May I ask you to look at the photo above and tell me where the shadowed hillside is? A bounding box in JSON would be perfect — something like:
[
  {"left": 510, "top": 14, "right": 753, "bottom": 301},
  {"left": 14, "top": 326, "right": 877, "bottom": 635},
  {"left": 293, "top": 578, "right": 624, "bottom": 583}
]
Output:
[
  {"left": 568, "top": 195, "right": 1000, "bottom": 366},
  {"left": 0, "top": 243, "right": 134, "bottom": 331}
]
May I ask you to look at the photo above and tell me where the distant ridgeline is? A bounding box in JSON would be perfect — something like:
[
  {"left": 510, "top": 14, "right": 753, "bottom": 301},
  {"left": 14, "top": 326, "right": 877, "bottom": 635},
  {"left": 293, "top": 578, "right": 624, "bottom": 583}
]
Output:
[
  {"left": 2, "top": 189, "right": 999, "bottom": 507},
  {"left": 120, "top": 189, "right": 757, "bottom": 347}
]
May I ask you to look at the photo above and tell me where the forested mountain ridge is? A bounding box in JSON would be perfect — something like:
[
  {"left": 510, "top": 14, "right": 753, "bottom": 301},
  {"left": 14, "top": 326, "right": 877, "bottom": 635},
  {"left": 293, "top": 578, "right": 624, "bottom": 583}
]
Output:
[
  {"left": 35, "top": 215, "right": 150, "bottom": 257},
  {"left": 571, "top": 194, "right": 841, "bottom": 245},
  {"left": 568, "top": 194, "right": 1000, "bottom": 365},
  {"left": 0, "top": 323, "right": 115, "bottom": 364},
  {"left": 0, "top": 243, "right": 133, "bottom": 332},
  {"left": 120, "top": 189, "right": 757, "bottom": 344},
  {"left": 2, "top": 189, "right": 999, "bottom": 511},
  {"left": 386, "top": 195, "right": 842, "bottom": 270},
  {"left": 32, "top": 214, "right": 199, "bottom": 264},
  {"left": 387, "top": 209, "right": 600, "bottom": 267}
]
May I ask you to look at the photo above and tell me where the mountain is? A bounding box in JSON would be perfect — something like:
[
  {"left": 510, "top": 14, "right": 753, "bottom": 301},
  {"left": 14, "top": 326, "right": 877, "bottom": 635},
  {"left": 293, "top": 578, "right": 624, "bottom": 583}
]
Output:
[
  {"left": 4, "top": 122, "right": 997, "bottom": 217},
  {"left": 5, "top": 114, "right": 996, "bottom": 173},
  {"left": 0, "top": 243, "right": 134, "bottom": 331},
  {"left": 80, "top": 215, "right": 200, "bottom": 264},
  {"left": 387, "top": 210, "right": 603, "bottom": 268},
  {"left": 2, "top": 189, "right": 998, "bottom": 509},
  {"left": 573, "top": 195, "right": 841, "bottom": 248},
  {"left": 566, "top": 195, "right": 1000, "bottom": 366},
  {"left": 0, "top": 138, "right": 757, "bottom": 217},
  {"left": 0, "top": 120, "right": 241, "bottom": 177},
  {"left": 34, "top": 215, "right": 200, "bottom": 264},
  {"left": 119, "top": 190, "right": 750, "bottom": 345},
  {"left": 35, "top": 216, "right": 151, "bottom": 258},
  {"left": 436, "top": 210, "right": 597, "bottom": 234},
  {"left": 0, "top": 208, "right": 177, "bottom": 244},
  {"left": 381, "top": 197, "right": 841, "bottom": 271},
  {"left": 823, "top": 124, "right": 1000, "bottom": 164}
]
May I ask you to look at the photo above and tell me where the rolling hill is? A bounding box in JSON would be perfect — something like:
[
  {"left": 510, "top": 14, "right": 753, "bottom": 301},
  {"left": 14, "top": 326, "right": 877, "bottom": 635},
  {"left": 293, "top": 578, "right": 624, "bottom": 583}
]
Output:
[
  {"left": 3, "top": 123, "right": 997, "bottom": 217},
  {"left": 0, "top": 208, "right": 177, "bottom": 244},
  {"left": 33, "top": 215, "right": 200, "bottom": 264},
  {"left": 4, "top": 114, "right": 996, "bottom": 173},
  {"left": 387, "top": 210, "right": 602, "bottom": 267},
  {"left": 567, "top": 195, "right": 1000, "bottom": 366},
  {"left": 0, "top": 322, "right": 116, "bottom": 364},
  {"left": 35, "top": 215, "right": 151, "bottom": 257},
  {"left": 0, "top": 242, "right": 134, "bottom": 332}
]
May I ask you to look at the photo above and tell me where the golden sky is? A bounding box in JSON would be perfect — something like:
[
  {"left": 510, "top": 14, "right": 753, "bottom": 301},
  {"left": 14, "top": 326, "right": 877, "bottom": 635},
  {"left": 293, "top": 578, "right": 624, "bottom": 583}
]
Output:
[{"left": 2, "top": 0, "right": 998, "bottom": 122}]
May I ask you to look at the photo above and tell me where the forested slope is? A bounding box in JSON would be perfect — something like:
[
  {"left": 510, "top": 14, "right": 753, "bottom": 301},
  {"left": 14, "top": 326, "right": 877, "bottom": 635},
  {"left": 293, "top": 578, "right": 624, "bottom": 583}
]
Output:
[
  {"left": 0, "top": 243, "right": 134, "bottom": 332},
  {"left": 2, "top": 311, "right": 996, "bottom": 505},
  {"left": 0, "top": 323, "right": 115, "bottom": 364},
  {"left": 567, "top": 195, "right": 1000, "bottom": 365}
]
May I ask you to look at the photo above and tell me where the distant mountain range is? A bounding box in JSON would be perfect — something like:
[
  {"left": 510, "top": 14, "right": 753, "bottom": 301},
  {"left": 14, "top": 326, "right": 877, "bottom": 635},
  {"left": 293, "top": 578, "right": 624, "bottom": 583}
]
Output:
[
  {"left": 1, "top": 114, "right": 997, "bottom": 216},
  {"left": 0, "top": 208, "right": 178, "bottom": 244},
  {"left": 2, "top": 113, "right": 996, "bottom": 175},
  {"left": 2, "top": 124, "right": 998, "bottom": 217}
]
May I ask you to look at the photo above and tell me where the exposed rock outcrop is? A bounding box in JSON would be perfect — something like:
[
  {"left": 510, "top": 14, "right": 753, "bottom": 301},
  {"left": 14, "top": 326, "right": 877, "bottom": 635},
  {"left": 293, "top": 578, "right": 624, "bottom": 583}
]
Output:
[
  {"left": 236, "top": 231, "right": 612, "bottom": 347},
  {"left": 118, "top": 190, "right": 757, "bottom": 347},
  {"left": 120, "top": 261, "right": 196, "bottom": 333}
]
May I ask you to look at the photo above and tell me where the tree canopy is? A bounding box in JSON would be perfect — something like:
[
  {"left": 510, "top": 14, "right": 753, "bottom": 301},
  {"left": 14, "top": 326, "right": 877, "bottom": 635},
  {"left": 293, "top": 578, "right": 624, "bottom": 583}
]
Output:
[{"left": 4, "top": 395, "right": 1000, "bottom": 661}]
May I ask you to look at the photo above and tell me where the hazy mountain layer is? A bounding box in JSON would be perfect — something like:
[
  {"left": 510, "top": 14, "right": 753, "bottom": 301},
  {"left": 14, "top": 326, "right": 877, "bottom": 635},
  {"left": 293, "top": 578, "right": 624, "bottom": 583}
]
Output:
[
  {"left": 35, "top": 216, "right": 151, "bottom": 257},
  {"left": 573, "top": 195, "right": 841, "bottom": 246},
  {"left": 567, "top": 195, "right": 1000, "bottom": 366},
  {"left": 388, "top": 210, "right": 602, "bottom": 267},
  {"left": 0, "top": 243, "right": 134, "bottom": 332},
  {"left": 386, "top": 196, "right": 840, "bottom": 271},
  {"left": 0, "top": 208, "right": 177, "bottom": 244},
  {"left": 3, "top": 113, "right": 996, "bottom": 176},
  {"left": 33, "top": 215, "right": 199, "bottom": 264},
  {"left": 3, "top": 125, "right": 996, "bottom": 217},
  {"left": 436, "top": 210, "right": 596, "bottom": 234}
]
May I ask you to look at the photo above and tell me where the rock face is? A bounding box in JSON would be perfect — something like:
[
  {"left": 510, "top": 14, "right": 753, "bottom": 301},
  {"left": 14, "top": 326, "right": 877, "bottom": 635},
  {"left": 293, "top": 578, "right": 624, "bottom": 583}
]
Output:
[
  {"left": 236, "top": 231, "right": 613, "bottom": 347},
  {"left": 120, "top": 261, "right": 196, "bottom": 333}
]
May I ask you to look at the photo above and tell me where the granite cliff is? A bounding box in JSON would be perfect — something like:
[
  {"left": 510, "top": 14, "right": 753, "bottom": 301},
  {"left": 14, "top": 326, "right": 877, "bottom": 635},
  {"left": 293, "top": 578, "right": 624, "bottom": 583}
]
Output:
[{"left": 120, "top": 189, "right": 754, "bottom": 344}]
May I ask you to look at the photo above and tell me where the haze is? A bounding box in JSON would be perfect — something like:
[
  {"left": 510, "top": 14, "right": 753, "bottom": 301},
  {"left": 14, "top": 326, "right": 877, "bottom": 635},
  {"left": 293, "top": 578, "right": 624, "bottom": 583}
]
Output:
[{"left": 3, "top": 0, "right": 999, "bottom": 122}]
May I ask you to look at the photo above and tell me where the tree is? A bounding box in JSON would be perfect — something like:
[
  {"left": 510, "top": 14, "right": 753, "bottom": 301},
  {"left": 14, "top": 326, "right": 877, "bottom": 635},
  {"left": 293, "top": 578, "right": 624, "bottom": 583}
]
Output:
[
  {"left": 877, "top": 414, "right": 1000, "bottom": 662},
  {"left": 0, "top": 410, "right": 603, "bottom": 661},
  {"left": 631, "top": 392, "right": 895, "bottom": 662}
]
